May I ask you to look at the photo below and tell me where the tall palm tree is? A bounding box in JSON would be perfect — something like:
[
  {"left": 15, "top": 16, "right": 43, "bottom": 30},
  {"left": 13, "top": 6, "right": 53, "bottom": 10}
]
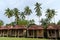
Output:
[
  {"left": 45, "top": 9, "right": 56, "bottom": 23},
  {"left": 5, "top": 8, "right": 14, "bottom": 26},
  {"left": 45, "top": 9, "right": 51, "bottom": 23},
  {"left": 5, "top": 8, "right": 13, "bottom": 18},
  {"left": 34, "top": 2, "right": 42, "bottom": 25},
  {"left": 20, "top": 12, "right": 25, "bottom": 20},
  {"left": 51, "top": 9, "right": 56, "bottom": 23},
  {"left": 0, "top": 20, "right": 4, "bottom": 26},
  {"left": 13, "top": 8, "right": 20, "bottom": 25},
  {"left": 24, "top": 6, "right": 32, "bottom": 19}
]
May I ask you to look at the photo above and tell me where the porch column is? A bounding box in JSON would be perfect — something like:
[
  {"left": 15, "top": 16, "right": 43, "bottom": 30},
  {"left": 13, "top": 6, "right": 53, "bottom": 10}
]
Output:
[
  {"left": 15, "top": 30, "right": 16, "bottom": 37},
  {"left": 18, "top": 30, "right": 19, "bottom": 37},
  {"left": 33, "top": 30, "right": 34, "bottom": 38},
  {"left": 1, "top": 30, "right": 3, "bottom": 37},
  {"left": 22, "top": 30, "right": 25, "bottom": 37},
  {"left": 27, "top": 30, "right": 28, "bottom": 37},
  {"left": 47, "top": 30, "right": 49, "bottom": 38},
  {"left": 42, "top": 30, "right": 44, "bottom": 38},
  {"left": 55, "top": 30, "right": 57, "bottom": 38},
  {"left": 55, "top": 30, "right": 57, "bottom": 40},
  {"left": 1, "top": 30, "right": 2, "bottom": 36},
  {"left": 7, "top": 30, "right": 8, "bottom": 37},
  {"left": 3, "top": 30, "right": 4, "bottom": 37},
  {"left": 10, "top": 30, "right": 11, "bottom": 36},
  {"left": 36, "top": 30, "right": 38, "bottom": 38},
  {"left": 51, "top": 30, "right": 52, "bottom": 38},
  {"left": 59, "top": 30, "right": 60, "bottom": 38}
]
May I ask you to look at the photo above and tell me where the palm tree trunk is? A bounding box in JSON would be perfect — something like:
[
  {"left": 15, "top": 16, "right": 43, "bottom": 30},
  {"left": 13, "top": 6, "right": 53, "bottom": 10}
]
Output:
[
  {"left": 54, "top": 17, "right": 55, "bottom": 23},
  {"left": 39, "top": 16, "right": 40, "bottom": 25},
  {"left": 16, "top": 17, "right": 19, "bottom": 25}
]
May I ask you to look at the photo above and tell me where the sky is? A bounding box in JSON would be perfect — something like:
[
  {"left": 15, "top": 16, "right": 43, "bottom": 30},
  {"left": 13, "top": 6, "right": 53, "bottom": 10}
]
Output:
[{"left": 0, "top": 0, "right": 60, "bottom": 25}]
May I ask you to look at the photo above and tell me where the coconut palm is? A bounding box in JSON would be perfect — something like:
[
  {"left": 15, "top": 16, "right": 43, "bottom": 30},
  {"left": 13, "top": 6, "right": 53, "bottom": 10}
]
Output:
[
  {"left": 45, "top": 9, "right": 56, "bottom": 23},
  {"left": 24, "top": 6, "right": 32, "bottom": 19},
  {"left": 34, "top": 2, "right": 42, "bottom": 25},
  {"left": 20, "top": 12, "right": 25, "bottom": 20},
  {"left": 5, "top": 8, "right": 14, "bottom": 26},
  {"left": 5, "top": 8, "right": 13, "bottom": 18},
  {"left": 13, "top": 8, "right": 20, "bottom": 25}
]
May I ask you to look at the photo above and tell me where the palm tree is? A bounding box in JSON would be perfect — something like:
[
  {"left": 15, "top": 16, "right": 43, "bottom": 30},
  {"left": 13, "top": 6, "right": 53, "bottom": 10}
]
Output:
[
  {"left": 45, "top": 9, "right": 56, "bottom": 23},
  {"left": 51, "top": 9, "right": 56, "bottom": 23},
  {"left": 20, "top": 12, "right": 25, "bottom": 20},
  {"left": 0, "top": 20, "right": 4, "bottom": 26},
  {"left": 5, "top": 8, "right": 13, "bottom": 18},
  {"left": 13, "top": 8, "right": 20, "bottom": 25},
  {"left": 34, "top": 2, "right": 42, "bottom": 25},
  {"left": 5, "top": 8, "right": 14, "bottom": 26},
  {"left": 24, "top": 6, "right": 32, "bottom": 19}
]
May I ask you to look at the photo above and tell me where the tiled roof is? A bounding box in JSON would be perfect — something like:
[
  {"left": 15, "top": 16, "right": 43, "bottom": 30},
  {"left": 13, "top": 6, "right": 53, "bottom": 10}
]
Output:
[
  {"left": 0, "top": 25, "right": 27, "bottom": 30},
  {"left": 56, "top": 25, "right": 60, "bottom": 29},
  {"left": 47, "top": 24, "right": 57, "bottom": 30},
  {"left": 28, "top": 25, "right": 44, "bottom": 30},
  {"left": 0, "top": 26, "right": 8, "bottom": 30},
  {"left": 9, "top": 25, "right": 27, "bottom": 29}
]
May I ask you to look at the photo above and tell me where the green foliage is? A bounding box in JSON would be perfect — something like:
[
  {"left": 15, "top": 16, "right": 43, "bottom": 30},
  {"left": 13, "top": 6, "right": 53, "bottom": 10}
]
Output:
[
  {"left": 0, "top": 20, "right": 4, "bottom": 26},
  {"left": 12, "top": 8, "right": 20, "bottom": 24},
  {"left": 29, "top": 19, "right": 35, "bottom": 24},
  {"left": 6, "top": 22, "right": 16, "bottom": 26},
  {"left": 45, "top": 9, "right": 56, "bottom": 23},
  {"left": 6, "top": 24, "right": 10, "bottom": 26},
  {"left": 10, "top": 22, "right": 16, "bottom": 26},
  {"left": 17, "top": 19, "right": 29, "bottom": 26},
  {"left": 13, "top": 8, "right": 20, "bottom": 18},
  {"left": 24, "top": 6, "right": 32, "bottom": 15},
  {"left": 34, "top": 2, "right": 42, "bottom": 17},
  {"left": 20, "top": 12, "right": 25, "bottom": 20},
  {"left": 4, "top": 2, "right": 57, "bottom": 26},
  {"left": 40, "top": 18, "right": 49, "bottom": 28},
  {"left": 50, "top": 22, "right": 56, "bottom": 25},
  {"left": 17, "top": 19, "right": 35, "bottom": 26},
  {"left": 5, "top": 8, "right": 13, "bottom": 18},
  {"left": 34, "top": 2, "right": 42, "bottom": 25},
  {"left": 57, "top": 20, "right": 60, "bottom": 25},
  {"left": 5, "top": 8, "right": 20, "bottom": 25}
]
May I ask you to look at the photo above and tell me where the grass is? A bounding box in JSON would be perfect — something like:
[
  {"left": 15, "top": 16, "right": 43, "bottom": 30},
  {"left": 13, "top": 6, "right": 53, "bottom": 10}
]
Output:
[{"left": 0, "top": 37, "right": 48, "bottom": 40}]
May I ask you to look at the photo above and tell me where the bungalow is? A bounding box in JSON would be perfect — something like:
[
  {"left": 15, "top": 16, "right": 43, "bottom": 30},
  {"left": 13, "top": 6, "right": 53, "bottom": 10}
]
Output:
[
  {"left": 27, "top": 24, "right": 44, "bottom": 38},
  {"left": 47, "top": 24, "right": 57, "bottom": 38},
  {"left": 8, "top": 25, "right": 27, "bottom": 37},
  {"left": 57, "top": 25, "right": 60, "bottom": 38},
  {"left": 0, "top": 26, "right": 8, "bottom": 37}
]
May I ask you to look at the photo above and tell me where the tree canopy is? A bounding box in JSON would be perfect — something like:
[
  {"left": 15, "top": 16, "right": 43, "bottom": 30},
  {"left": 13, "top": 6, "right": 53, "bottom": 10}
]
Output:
[{"left": 0, "top": 2, "right": 58, "bottom": 28}]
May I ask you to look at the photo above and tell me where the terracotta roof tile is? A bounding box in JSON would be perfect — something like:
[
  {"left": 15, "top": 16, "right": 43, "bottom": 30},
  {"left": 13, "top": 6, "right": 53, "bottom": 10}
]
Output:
[
  {"left": 47, "top": 24, "right": 57, "bottom": 30},
  {"left": 28, "top": 25, "right": 44, "bottom": 30},
  {"left": 0, "top": 25, "right": 27, "bottom": 30}
]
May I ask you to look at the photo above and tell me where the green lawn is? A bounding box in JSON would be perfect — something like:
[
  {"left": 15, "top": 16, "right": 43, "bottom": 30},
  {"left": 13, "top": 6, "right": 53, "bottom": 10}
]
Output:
[{"left": 0, "top": 37, "right": 48, "bottom": 40}]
